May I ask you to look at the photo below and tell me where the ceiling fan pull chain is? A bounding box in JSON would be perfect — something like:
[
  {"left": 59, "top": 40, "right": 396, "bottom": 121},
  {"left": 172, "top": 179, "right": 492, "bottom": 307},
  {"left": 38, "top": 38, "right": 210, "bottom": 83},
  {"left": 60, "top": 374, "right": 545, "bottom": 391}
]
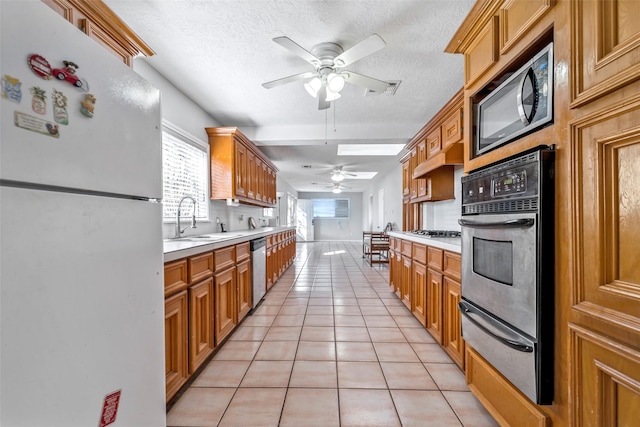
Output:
[{"left": 325, "top": 108, "right": 328, "bottom": 144}]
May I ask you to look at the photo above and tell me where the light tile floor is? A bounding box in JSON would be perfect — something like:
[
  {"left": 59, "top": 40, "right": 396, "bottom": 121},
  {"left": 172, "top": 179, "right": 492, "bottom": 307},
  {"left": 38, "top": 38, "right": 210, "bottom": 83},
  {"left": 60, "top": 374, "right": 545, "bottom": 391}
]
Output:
[{"left": 167, "top": 241, "right": 498, "bottom": 427}]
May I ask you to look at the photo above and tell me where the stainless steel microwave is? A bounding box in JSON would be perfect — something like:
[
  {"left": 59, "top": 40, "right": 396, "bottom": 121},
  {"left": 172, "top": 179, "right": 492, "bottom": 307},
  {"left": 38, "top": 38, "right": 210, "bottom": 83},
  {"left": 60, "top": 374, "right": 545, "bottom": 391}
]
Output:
[{"left": 474, "top": 42, "right": 553, "bottom": 156}]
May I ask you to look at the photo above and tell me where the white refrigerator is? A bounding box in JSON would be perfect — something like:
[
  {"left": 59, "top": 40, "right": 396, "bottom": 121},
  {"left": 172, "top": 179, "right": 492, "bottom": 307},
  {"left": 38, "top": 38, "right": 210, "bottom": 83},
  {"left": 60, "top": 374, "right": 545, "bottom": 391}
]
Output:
[{"left": 1, "top": 2, "right": 166, "bottom": 426}]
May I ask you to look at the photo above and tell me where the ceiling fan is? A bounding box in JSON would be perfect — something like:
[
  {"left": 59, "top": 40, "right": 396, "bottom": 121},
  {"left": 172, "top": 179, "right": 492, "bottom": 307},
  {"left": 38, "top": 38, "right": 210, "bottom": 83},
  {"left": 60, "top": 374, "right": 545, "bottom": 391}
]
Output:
[
  {"left": 262, "top": 34, "right": 392, "bottom": 110},
  {"left": 327, "top": 183, "right": 350, "bottom": 194},
  {"left": 330, "top": 166, "right": 356, "bottom": 182}
]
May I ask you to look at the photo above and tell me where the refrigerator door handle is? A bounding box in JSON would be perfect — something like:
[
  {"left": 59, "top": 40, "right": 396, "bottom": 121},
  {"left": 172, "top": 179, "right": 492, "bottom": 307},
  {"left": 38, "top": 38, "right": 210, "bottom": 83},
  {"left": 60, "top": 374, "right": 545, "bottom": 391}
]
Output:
[{"left": 459, "top": 300, "right": 534, "bottom": 352}]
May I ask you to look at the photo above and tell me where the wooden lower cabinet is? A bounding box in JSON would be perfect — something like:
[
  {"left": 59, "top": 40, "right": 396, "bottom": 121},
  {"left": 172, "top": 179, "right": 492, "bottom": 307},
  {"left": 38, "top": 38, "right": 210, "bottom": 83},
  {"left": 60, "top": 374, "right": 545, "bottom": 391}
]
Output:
[
  {"left": 401, "top": 255, "right": 412, "bottom": 310},
  {"left": 466, "top": 346, "right": 548, "bottom": 427},
  {"left": 164, "top": 290, "right": 188, "bottom": 402},
  {"left": 426, "top": 268, "right": 443, "bottom": 344},
  {"left": 236, "top": 259, "right": 251, "bottom": 322},
  {"left": 214, "top": 266, "right": 237, "bottom": 345},
  {"left": 411, "top": 261, "right": 427, "bottom": 327},
  {"left": 188, "top": 278, "right": 214, "bottom": 374},
  {"left": 265, "top": 247, "right": 273, "bottom": 290},
  {"left": 443, "top": 276, "right": 464, "bottom": 369}
]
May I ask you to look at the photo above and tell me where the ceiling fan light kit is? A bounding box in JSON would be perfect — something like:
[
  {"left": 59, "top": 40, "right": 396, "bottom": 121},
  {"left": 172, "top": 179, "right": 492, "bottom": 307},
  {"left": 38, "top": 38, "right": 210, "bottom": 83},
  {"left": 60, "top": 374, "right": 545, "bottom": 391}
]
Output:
[
  {"left": 262, "top": 33, "right": 393, "bottom": 109},
  {"left": 331, "top": 171, "right": 344, "bottom": 182}
]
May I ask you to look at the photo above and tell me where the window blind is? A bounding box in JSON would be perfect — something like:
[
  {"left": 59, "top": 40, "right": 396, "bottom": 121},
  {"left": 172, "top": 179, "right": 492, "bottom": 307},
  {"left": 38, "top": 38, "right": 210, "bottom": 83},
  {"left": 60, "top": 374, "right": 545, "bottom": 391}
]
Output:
[
  {"left": 313, "top": 198, "right": 350, "bottom": 219},
  {"left": 162, "top": 127, "right": 208, "bottom": 221}
]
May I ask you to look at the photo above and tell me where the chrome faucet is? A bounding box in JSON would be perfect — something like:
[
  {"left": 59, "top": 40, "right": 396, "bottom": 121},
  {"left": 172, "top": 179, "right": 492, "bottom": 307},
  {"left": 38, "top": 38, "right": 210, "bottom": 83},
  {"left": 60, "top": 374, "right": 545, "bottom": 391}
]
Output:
[{"left": 175, "top": 196, "right": 197, "bottom": 238}]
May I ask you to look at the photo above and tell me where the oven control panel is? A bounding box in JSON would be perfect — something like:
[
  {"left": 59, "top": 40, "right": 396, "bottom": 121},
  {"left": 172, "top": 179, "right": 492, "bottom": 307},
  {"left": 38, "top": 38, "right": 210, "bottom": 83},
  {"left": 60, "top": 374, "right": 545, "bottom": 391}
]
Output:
[{"left": 491, "top": 170, "right": 527, "bottom": 197}]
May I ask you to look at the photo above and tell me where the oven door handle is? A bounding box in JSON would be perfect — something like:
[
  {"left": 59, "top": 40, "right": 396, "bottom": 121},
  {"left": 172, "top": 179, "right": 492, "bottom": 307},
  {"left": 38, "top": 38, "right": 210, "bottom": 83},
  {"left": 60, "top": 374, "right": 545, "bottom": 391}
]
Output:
[
  {"left": 458, "top": 300, "right": 534, "bottom": 353},
  {"left": 458, "top": 218, "right": 534, "bottom": 229}
]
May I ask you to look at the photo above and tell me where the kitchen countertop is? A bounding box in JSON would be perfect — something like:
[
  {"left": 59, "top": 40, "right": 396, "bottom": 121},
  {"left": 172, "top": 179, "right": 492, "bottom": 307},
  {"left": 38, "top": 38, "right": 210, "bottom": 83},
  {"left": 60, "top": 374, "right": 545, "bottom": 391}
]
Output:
[
  {"left": 163, "top": 226, "right": 296, "bottom": 262},
  {"left": 386, "top": 231, "right": 461, "bottom": 253}
]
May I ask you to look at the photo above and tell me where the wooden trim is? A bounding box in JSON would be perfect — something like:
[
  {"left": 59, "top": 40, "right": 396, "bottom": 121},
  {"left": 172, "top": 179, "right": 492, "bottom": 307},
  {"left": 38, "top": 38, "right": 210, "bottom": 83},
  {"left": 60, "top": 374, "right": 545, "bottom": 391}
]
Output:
[{"left": 445, "top": 0, "right": 502, "bottom": 54}]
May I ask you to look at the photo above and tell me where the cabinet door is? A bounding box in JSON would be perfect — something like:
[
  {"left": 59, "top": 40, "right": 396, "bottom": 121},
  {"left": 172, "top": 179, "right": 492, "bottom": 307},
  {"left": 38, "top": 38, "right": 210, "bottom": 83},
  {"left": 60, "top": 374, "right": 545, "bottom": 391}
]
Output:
[
  {"left": 412, "top": 261, "right": 427, "bottom": 327},
  {"left": 401, "top": 255, "right": 412, "bottom": 310},
  {"left": 442, "top": 107, "right": 463, "bottom": 149},
  {"left": 188, "top": 278, "right": 214, "bottom": 374},
  {"left": 443, "top": 277, "right": 464, "bottom": 369},
  {"left": 410, "top": 148, "right": 418, "bottom": 199},
  {"left": 394, "top": 251, "right": 402, "bottom": 299},
  {"left": 417, "top": 141, "right": 428, "bottom": 197},
  {"left": 215, "top": 267, "right": 237, "bottom": 345},
  {"left": 388, "top": 249, "right": 396, "bottom": 293},
  {"left": 234, "top": 143, "right": 247, "bottom": 197},
  {"left": 426, "top": 127, "right": 442, "bottom": 157},
  {"left": 402, "top": 160, "right": 410, "bottom": 197},
  {"left": 255, "top": 158, "right": 263, "bottom": 202},
  {"left": 165, "top": 290, "right": 188, "bottom": 402},
  {"left": 265, "top": 247, "right": 273, "bottom": 290},
  {"left": 247, "top": 150, "right": 256, "bottom": 200},
  {"left": 426, "top": 268, "right": 443, "bottom": 344},
  {"left": 236, "top": 259, "right": 252, "bottom": 322}
]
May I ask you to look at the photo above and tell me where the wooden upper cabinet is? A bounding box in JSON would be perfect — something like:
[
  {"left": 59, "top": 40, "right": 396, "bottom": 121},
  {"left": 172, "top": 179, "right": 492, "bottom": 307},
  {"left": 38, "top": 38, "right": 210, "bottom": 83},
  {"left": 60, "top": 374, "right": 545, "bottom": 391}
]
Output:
[
  {"left": 206, "top": 127, "right": 278, "bottom": 208},
  {"left": 465, "top": 15, "right": 499, "bottom": 87},
  {"left": 570, "top": 0, "right": 640, "bottom": 107},
  {"left": 441, "top": 107, "right": 463, "bottom": 149},
  {"left": 426, "top": 127, "right": 442, "bottom": 158},
  {"left": 499, "top": 0, "right": 554, "bottom": 55},
  {"left": 42, "top": 0, "right": 154, "bottom": 67},
  {"left": 401, "top": 158, "right": 411, "bottom": 197}
]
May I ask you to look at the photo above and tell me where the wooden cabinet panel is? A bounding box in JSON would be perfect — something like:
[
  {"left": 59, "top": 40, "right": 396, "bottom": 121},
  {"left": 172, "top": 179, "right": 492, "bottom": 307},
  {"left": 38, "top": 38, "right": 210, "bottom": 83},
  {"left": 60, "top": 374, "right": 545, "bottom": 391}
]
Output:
[
  {"left": 402, "top": 159, "right": 411, "bottom": 198},
  {"left": 188, "top": 278, "right": 214, "bottom": 374},
  {"left": 42, "top": 0, "right": 154, "bottom": 67},
  {"left": 426, "top": 268, "right": 443, "bottom": 344},
  {"left": 410, "top": 147, "right": 418, "bottom": 199},
  {"left": 569, "top": 324, "right": 640, "bottom": 427},
  {"left": 401, "top": 255, "right": 412, "bottom": 310},
  {"left": 412, "top": 243, "right": 427, "bottom": 264},
  {"left": 188, "top": 252, "right": 213, "bottom": 283},
  {"left": 213, "top": 246, "right": 235, "bottom": 272},
  {"left": 570, "top": 0, "right": 640, "bottom": 107},
  {"left": 465, "top": 16, "right": 499, "bottom": 86},
  {"left": 417, "top": 141, "right": 428, "bottom": 197},
  {"left": 214, "top": 266, "right": 237, "bottom": 345},
  {"left": 443, "top": 251, "right": 462, "bottom": 282},
  {"left": 412, "top": 261, "right": 427, "bottom": 327},
  {"left": 570, "top": 100, "right": 640, "bottom": 336},
  {"left": 236, "top": 259, "right": 252, "bottom": 322},
  {"left": 247, "top": 150, "right": 256, "bottom": 200},
  {"left": 443, "top": 277, "right": 465, "bottom": 369},
  {"left": 234, "top": 143, "right": 247, "bottom": 198},
  {"left": 235, "top": 242, "right": 250, "bottom": 263},
  {"left": 266, "top": 247, "right": 274, "bottom": 290},
  {"left": 466, "top": 346, "right": 549, "bottom": 426},
  {"left": 256, "top": 159, "right": 263, "bottom": 202},
  {"left": 426, "top": 127, "right": 442, "bottom": 158},
  {"left": 164, "top": 290, "right": 188, "bottom": 403},
  {"left": 427, "top": 247, "right": 444, "bottom": 271},
  {"left": 441, "top": 107, "right": 463, "bottom": 149},
  {"left": 164, "top": 259, "right": 188, "bottom": 298},
  {"left": 499, "top": 0, "right": 554, "bottom": 55},
  {"left": 401, "top": 240, "right": 413, "bottom": 257}
]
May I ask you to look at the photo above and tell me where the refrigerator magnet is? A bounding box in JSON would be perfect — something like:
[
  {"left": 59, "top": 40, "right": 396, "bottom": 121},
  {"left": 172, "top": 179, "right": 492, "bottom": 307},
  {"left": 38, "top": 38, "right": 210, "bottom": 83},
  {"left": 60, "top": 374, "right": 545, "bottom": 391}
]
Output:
[
  {"left": 1, "top": 74, "right": 23, "bottom": 103},
  {"left": 80, "top": 93, "right": 96, "bottom": 118},
  {"left": 14, "top": 111, "right": 60, "bottom": 138},
  {"left": 52, "top": 89, "right": 68, "bottom": 125},
  {"left": 30, "top": 86, "right": 47, "bottom": 115},
  {"left": 27, "top": 54, "right": 53, "bottom": 79},
  {"left": 51, "top": 60, "right": 89, "bottom": 91}
]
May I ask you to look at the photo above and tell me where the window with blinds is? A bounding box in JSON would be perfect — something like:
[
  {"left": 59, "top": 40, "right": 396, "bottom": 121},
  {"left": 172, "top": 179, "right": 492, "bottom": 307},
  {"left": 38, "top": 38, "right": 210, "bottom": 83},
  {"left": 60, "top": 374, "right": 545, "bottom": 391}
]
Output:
[
  {"left": 162, "top": 123, "right": 209, "bottom": 221},
  {"left": 313, "top": 198, "right": 350, "bottom": 219}
]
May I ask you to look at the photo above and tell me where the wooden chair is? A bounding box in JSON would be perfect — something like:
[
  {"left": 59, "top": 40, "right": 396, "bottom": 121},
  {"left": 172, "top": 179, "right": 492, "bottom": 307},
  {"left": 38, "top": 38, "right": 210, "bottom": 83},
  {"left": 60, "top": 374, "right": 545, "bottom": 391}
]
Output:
[{"left": 362, "top": 231, "right": 389, "bottom": 265}]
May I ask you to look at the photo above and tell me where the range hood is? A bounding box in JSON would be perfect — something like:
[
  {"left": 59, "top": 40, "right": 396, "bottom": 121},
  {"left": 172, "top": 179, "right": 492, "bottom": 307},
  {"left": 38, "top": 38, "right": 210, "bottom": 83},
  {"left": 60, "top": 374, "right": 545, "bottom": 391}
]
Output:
[{"left": 413, "top": 142, "right": 464, "bottom": 179}]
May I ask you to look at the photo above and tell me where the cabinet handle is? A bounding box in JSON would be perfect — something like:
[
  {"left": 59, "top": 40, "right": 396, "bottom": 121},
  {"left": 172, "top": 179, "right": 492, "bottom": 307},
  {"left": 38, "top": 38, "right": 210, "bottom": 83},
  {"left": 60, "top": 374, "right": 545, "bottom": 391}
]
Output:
[{"left": 458, "top": 218, "right": 534, "bottom": 228}]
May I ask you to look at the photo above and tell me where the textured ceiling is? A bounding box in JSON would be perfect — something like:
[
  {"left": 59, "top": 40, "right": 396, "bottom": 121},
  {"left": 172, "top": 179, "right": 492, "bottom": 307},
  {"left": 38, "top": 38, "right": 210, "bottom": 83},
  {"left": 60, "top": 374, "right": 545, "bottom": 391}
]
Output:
[{"left": 105, "top": 0, "right": 474, "bottom": 192}]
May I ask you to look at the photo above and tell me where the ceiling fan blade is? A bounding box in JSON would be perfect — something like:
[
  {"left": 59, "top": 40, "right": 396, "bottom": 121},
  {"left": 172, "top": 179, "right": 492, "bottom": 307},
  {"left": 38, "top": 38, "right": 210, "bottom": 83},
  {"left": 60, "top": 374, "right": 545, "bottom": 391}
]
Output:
[
  {"left": 333, "top": 34, "right": 386, "bottom": 67},
  {"left": 273, "top": 36, "right": 321, "bottom": 66},
  {"left": 262, "top": 71, "right": 315, "bottom": 89},
  {"left": 317, "top": 85, "right": 330, "bottom": 110},
  {"left": 342, "top": 71, "right": 390, "bottom": 93}
]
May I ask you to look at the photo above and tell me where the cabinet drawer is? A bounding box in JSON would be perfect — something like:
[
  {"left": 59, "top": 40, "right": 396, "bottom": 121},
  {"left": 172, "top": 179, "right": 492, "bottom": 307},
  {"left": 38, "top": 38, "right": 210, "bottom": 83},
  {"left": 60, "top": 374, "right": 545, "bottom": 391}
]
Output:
[
  {"left": 164, "top": 259, "right": 188, "bottom": 298},
  {"left": 443, "top": 251, "right": 462, "bottom": 281},
  {"left": 213, "top": 246, "right": 236, "bottom": 272},
  {"left": 188, "top": 252, "right": 213, "bottom": 283},
  {"left": 266, "top": 235, "right": 273, "bottom": 247},
  {"left": 235, "top": 242, "right": 250, "bottom": 262},
  {"left": 427, "top": 247, "right": 444, "bottom": 271},
  {"left": 401, "top": 240, "right": 413, "bottom": 257},
  {"left": 412, "top": 243, "right": 427, "bottom": 264}
]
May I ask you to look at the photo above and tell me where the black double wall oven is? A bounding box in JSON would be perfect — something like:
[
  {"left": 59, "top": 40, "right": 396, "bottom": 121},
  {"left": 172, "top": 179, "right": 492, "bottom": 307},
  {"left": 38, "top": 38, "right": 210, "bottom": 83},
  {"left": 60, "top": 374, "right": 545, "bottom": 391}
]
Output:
[{"left": 458, "top": 146, "right": 555, "bottom": 404}]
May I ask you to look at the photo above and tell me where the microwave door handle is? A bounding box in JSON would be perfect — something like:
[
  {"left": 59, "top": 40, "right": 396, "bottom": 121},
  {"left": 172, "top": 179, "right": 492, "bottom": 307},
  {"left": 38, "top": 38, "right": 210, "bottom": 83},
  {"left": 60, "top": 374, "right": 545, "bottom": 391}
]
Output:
[
  {"left": 458, "top": 301, "right": 534, "bottom": 353},
  {"left": 517, "top": 67, "right": 538, "bottom": 125},
  {"left": 458, "top": 218, "right": 534, "bottom": 228}
]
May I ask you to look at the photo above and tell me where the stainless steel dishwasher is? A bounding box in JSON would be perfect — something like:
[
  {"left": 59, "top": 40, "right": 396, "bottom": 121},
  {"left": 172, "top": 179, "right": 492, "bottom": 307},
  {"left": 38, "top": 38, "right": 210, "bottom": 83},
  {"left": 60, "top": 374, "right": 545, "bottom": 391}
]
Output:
[{"left": 250, "top": 237, "right": 266, "bottom": 311}]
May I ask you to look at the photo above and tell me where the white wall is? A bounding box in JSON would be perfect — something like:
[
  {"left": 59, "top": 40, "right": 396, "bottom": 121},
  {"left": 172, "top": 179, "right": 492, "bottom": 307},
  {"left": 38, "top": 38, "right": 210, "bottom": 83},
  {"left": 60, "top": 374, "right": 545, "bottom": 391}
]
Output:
[
  {"left": 298, "top": 192, "right": 363, "bottom": 241},
  {"left": 134, "top": 60, "right": 280, "bottom": 237},
  {"left": 422, "top": 166, "right": 463, "bottom": 231},
  {"left": 362, "top": 162, "right": 403, "bottom": 232}
]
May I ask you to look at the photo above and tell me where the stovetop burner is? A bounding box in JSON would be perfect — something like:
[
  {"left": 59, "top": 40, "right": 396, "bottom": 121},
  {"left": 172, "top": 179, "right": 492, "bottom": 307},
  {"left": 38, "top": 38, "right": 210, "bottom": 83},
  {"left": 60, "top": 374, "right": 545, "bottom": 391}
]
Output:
[{"left": 410, "top": 229, "right": 461, "bottom": 238}]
